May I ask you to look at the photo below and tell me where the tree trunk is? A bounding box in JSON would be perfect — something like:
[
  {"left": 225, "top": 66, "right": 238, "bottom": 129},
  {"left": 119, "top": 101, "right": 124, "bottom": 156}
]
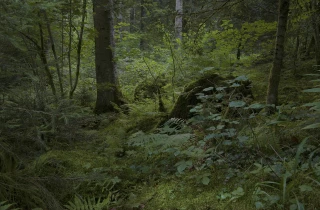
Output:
[
  {"left": 69, "top": 0, "right": 87, "bottom": 99},
  {"left": 293, "top": 34, "right": 300, "bottom": 75},
  {"left": 266, "top": 0, "right": 290, "bottom": 111},
  {"left": 175, "top": 0, "right": 183, "bottom": 42},
  {"left": 140, "top": 0, "right": 146, "bottom": 49},
  {"left": 311, "top": 0, "right": 320, "bottom": 65},
  {"left": 130, "top": 8, "right": 135, "bottom": 33},
  {"left": 93, "top": 0, "right": 121, "bottom": 114},
  {"left": 39, "top": 22, "right": 57, "bottom": 101},
  {"left": 305, "top": 35, "right": 314, "bottom": 57},
  {"left": 43, "top": 10, "right": 64, "bottom": 98},
  {"left": 68, "top": 0, "right": 73, "bottom": 94}
]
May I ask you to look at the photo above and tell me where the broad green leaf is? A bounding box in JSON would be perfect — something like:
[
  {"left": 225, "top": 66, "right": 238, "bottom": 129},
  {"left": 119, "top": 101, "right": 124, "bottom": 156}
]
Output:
[
  {"left": 234, "top": 75, "right": 248, "bottom": 81},
  {"left": 229, "top": 100, "right": 246, "bottom": 108},
  {"left": 299, "top": 185, "right": 313, "bottom": 192},
  {"left": 231, "top": 187, "right": 244, "bottom": 196},
  {"left": 203, "top": 87, "right": 214, "bottom": 92},
  {"left": 255, "top": 201, "right": 264, "bottom": 209},
  {"left": 302, "top": 123, "right": 320, "bottom": 129},
  {"left": 237, "top": 136, "right": 249, "bottom": 143},
  {"left": 175, "top": 160, "right": 192, "bottom": 173},
  {"left": 246, "top": 103, "right": 265, "bottom": 109},
  {"left": 201, "top": 176, "right": 210, "bottom": 185},
  {"left": 302, "top": 88, "right": 320, "bottom": 92}
]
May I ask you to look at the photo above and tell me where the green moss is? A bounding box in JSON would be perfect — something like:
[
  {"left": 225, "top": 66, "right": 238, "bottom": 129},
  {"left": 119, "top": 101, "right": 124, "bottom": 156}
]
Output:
[
  {"left": 32, "top": 150, "right": 110, "bottom": 176},
  {"left": 128, "top": 173, "right": 256, "bottom": 210}
]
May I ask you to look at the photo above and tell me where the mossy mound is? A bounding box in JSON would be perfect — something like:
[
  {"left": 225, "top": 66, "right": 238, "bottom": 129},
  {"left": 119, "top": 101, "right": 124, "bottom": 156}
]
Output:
[{"left": 163, "top": 73, "right": 253, "bottom": 122}]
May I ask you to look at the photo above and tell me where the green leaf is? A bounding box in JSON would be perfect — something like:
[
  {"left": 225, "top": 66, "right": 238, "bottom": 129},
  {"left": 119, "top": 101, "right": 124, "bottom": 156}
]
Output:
[
  {"left": 231, "top": 187, "right": 244, "bottom": 196},
  {"left": 299, "top": 185, "right": 313, "bottom": 192},
  {"left": 246, "top": 103, "right": 265, "bottom": 109},
  {"left": 302, "top": 88, "right": 320, "bottom": 92},
  {"left": 229, "top": 100, "right": 246, "bottom": 108},
  {"left": 175, "top": 160, "right": 192, "bottom": 173},
  {"left": 83, "top": 163, "right": 91, "bottom": 169},
  {"left": 234, "top": 75, "right": 249, "bottom": 81},
  {"left": 203, "top": 87, "right": 214, "bottom": 92},
  {"left": 201, "top": 176, "right": 210, "bottom": 185},
  {"left": 200, "top": 67, "right": 215, "bottom": 73},
  {"left": 255, "top": 201, "right": 264, "bottom": 209},
  {"left": 237, "top": 136, "right": 249, "bottom": 143},
  {"left": 302, "top": 123, "right": 320, "bottom": 129}
]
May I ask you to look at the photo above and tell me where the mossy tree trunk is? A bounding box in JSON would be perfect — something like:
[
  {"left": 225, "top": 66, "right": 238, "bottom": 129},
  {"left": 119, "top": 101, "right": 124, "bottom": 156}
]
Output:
[
  {"left": 93, "top": 0, "right": 121, "bottom": 114},
  {"left": 266, "top": 0, "right": 290, "bottom": 110}
]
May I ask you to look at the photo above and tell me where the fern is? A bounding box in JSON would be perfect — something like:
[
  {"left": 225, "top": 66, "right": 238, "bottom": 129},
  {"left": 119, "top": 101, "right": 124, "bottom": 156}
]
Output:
[
  {"left": 64, "top": 194, "right": 110, "bottom": 210},
  {"left": 160, "top": 118, "right": 186, "bottom": 134},
  {"left": 128, "top": 130, "right": 192, "bottom": 153}
]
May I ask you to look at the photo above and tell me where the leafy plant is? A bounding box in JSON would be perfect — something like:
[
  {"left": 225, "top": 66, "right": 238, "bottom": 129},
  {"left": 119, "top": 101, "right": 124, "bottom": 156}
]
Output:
[
  {"left": 302, "top": 70, "right": 320, "bottom": 130},
  {"left": 250, "top": 138, "right": 320, "bottom": 209},
  {"left": 64, "top": 195, "right": 111, "bottom": 210}
]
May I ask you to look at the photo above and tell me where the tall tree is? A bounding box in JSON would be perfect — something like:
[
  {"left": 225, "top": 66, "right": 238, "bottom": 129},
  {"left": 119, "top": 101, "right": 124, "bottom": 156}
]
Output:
[
  {"left": 140, "top": 0, "right": 146, "bottom": 49},
  {"left": 266, "top": 0, "right": 290, "bottom": 110},
  {"left": 93, "top": 0, "right": 121, "bottom": 114},
  {"left": 175, "top": 0, "right": 183, "bottom": 41},
  {"left": 311, "top": 0, "right": 320, "bottom": 65},
  {"left": 69, "top": 0, "right": 87, "bottom": 99}
]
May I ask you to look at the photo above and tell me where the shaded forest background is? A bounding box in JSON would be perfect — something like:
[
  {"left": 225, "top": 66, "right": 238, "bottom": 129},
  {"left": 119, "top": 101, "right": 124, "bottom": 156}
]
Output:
[{"left": 1, "top": 0, "right": 320, "bottom": 209}]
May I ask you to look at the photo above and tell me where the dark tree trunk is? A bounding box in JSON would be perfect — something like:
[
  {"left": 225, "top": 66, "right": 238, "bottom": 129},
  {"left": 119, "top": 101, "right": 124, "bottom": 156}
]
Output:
[
  {"left": 312, "top": 0, "right": 320, "bottom": 65},
  {"left": 305, "top": 36, "right": 314, "bottom": 57},
  {"left": 43, "top": 10, "right": 64, "bottom": 98},
  {"left": 129, "top": 8, "right": 135, "bottom": 33},
  {"left": 69, "top": 0, "right": 87, "bottom": 99},
  {"left": 266, "top": 0, "right": 290, "bottom": 111},
  {"left": 140, "top": 0, "right": 146, "bottom": 49},
  {"left": 93, "top": 0, "right": 121, "bottom": 114}
]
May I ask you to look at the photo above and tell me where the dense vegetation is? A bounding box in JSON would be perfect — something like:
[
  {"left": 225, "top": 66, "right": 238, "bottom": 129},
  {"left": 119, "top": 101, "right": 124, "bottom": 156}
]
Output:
[{"left": 1, "top": 0, "right": 320, "bottom": 209}]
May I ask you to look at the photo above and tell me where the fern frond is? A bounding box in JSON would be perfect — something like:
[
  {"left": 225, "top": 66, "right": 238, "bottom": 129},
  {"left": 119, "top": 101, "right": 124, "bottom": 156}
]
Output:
[
  {"left": 160, "top": 118, "right": 186, "bottom": 134},
  {"left": 64, "top": 195, "right": 110, "bottom": 210}
]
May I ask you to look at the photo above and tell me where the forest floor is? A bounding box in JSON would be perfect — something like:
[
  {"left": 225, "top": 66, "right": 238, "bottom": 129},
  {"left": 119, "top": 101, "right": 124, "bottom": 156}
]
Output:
[{"left": 34, "top": 59, "right": 320, "bottom": 209}]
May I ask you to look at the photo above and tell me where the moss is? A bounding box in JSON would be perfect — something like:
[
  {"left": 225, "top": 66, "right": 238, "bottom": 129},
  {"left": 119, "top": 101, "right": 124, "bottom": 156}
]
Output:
[
  {"left": 33, "top": 150, "right": 110, "bottom": 176},
  {"left": 127, "top": 172, "right": 256, "bottom": 210}
]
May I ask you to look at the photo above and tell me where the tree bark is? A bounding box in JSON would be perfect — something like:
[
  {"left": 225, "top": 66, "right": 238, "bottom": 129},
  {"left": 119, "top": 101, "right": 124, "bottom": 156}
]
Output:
[
  {"left": 140, "top": 0, "right": 146, "bottom": 49},
  {"left": 266, "top": 0, "right": 290, "bottom": 110},
  {"left": 305, "top": 35, "right": 314, "bottom": 57},
  {"left": 69, "top": 0, "right": 87, "bottom": 99},
  {"left": 39, "top": 22, "right": 57, "bottom": 101},
  {"left": 93, "top": 0, "right": 121, "bottom": 114},
  {"left": 43, "top": 10, "right": 64, "bottom": 98},
  {"left": 311, "top": 0, "right": 320, "bottom": 65},
  {"left": 175, "top": 0, "right": 183, "bottom": 42},
  {"left": 68, "top": 0, "right": 73, "bottom": 93},
  {"left": 129, "top": 8, "right": 135, "bottom": 33}
]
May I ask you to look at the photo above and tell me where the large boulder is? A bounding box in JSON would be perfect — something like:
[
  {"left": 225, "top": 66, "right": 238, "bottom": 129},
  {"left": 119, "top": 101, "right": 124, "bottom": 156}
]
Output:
[{"left": 164, "top": 73, "right": 253, "bottom": 122}]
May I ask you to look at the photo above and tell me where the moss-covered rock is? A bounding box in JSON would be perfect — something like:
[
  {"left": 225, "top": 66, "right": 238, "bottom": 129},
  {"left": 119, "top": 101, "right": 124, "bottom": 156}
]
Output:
[{"left": 162, "top": 73, "right": 253, "bottom": 123}]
